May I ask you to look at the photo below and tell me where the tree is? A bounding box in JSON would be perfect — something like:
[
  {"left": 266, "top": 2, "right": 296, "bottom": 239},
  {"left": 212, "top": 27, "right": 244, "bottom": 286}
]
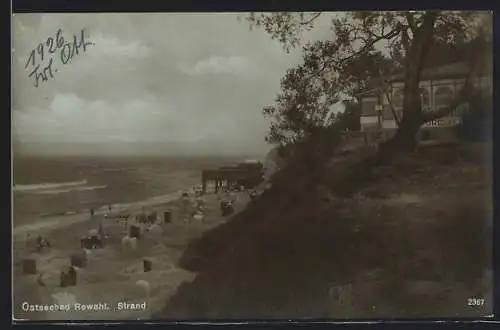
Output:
[
  {"left": 248, "top": 11, "right": 492, "bottom": 151},
  {"left": 261, "top": 59, "right": 340, "bottom": 146},
  {"left": 262, "top": 48, "right": 396, "bottom": 146}
]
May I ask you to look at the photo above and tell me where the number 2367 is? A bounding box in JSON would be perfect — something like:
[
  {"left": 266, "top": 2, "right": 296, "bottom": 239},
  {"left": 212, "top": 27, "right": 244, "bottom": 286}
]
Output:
[{"left": 467, "top": 298, "right": 485, "bottom": 306}]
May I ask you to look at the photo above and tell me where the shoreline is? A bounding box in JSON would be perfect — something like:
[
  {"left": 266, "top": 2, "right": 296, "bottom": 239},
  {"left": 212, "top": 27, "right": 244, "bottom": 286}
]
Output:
[
  {"left": 13, "top": 182, "right": 253, "bottom": 321},
  {"left": 12, "top": 188, "right": 193, "bottom": 241}
]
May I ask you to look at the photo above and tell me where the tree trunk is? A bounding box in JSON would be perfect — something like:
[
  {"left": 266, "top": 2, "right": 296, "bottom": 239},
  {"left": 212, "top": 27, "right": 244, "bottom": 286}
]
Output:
[
  {"left": 382, "top": 116, "right": 420, "bottom": 151},
  {"left": 380, "top": 13, "right": 437, "bottom": 153},
  {"left": 380, "top": 60, "right": 423, "bottom": 153}
]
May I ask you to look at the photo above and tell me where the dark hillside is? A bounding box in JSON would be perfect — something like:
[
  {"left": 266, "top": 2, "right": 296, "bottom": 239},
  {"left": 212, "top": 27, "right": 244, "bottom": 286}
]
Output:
[{"left": 156, "top": 142, "right": 492, "bottom": 319}]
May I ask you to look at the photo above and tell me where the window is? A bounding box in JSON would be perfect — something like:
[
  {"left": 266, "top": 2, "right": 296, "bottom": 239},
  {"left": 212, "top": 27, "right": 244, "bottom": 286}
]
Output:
[
  {"left": 391, "top": 87, "right": 430, "bottom": 109},
  {"left": 420, "top": 87, "right": 430, "bottom": 109},
  {"left": 434, "top": 86, "right": 454, "bottom": 109}
]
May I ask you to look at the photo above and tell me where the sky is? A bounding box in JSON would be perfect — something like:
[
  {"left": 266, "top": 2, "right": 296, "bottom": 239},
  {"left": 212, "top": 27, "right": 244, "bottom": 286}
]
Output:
[{"left": 11, "top": 13, "right": 339, "bottom": 157}]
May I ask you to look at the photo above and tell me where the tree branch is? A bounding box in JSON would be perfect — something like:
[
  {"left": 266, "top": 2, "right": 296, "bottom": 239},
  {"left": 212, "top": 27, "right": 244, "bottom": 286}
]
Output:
[
  {"left": 401, "top": 28, "right": 410, "bottom": 54},
  {"left": 405, "top": 13, "right": 418, "bottom": 33},
  {"left": 300, "top": 12, "right": 322, "bottom": 26},
  {"left": 409, "top": 12, "right": 439, "bottom": 80},
  {"left": 416, "top": 12, "right": 438, "bottom": 56},
  {"left": 342, "top": 26, "right": 402, "bottom": 64},
  {"left": 320, "top": 25, "right": 403, "bottom": 73},
  {"left": 382, "top": 88, "right": 401, "bottom": 127},
  {"left": 377, "top": 70, "right": 401, "bottom": 127}
]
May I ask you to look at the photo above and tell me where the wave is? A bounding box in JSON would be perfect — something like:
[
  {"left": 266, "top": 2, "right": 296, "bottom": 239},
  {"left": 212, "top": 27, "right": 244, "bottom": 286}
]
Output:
[
  {"left": 31, "top": 185, "right": 108, "bottom": 195},
  {"left": 13, "top": 180, "right": 88, "bottom": 192}
]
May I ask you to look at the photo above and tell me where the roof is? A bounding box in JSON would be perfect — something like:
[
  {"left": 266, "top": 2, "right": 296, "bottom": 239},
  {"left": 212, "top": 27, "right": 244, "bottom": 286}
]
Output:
[
  {"left": 386, "top": 57, "right": 491, "bottom": 82},
  {"left": 356, "top": 58, "right": 491, "bottom": 97},
  {"left": 386, "top": 62, "right": 471, "bottom": 82}
]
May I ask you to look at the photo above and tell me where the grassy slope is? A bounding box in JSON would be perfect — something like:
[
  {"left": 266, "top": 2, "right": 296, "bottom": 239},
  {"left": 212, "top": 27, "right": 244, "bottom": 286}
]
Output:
[{"left": 156, "top": 142, "right": 492, "bottom": 319}]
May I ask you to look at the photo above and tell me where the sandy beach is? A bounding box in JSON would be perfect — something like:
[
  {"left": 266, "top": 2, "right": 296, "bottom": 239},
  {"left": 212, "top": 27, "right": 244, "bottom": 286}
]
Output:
[
  {"left": 13, "top": 190, "right": 186, "bottom": 241},
  {"left": 13, "top": 185, "right": 253, "bottom": 321}
]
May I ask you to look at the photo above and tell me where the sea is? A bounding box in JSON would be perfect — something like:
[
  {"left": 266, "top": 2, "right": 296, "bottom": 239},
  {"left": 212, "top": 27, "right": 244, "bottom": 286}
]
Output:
[{"left": 12, "top": 155, "right": 254, "bottom": 227}]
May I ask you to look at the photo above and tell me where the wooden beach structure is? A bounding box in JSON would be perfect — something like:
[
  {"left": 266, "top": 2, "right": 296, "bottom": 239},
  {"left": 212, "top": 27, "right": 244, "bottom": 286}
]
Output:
[{"left": 201, "top": 161, "right": 264, "bottom": 194}]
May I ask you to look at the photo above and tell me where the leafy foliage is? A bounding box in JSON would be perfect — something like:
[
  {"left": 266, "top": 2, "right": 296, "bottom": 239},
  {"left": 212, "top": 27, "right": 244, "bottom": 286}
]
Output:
[
  {"left": 248, "top": 11, "right": 491, "bottom": 149},
  {"left": 263, "top": 48, "right": 395, "bottom": 145},
  {"left": 246, "top": 12, "right": 322, "bottom": 53}
]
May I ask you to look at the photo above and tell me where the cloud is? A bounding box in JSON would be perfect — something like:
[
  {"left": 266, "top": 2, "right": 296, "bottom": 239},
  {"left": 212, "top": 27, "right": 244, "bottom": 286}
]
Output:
[
  {"left": 12, "top": 91, "right": 259, "bottom": 146},
  {"left": 11, "top": 13, "right": 339, "bottom": 156},
  {"left": 90, "top": 33, "right": 151, "bottom": 59},
  {"left": 186, "top": 55, "right": 260, "bottom": 76},
  {"left": 12, "top": 93, "right": 174, "bottom": 143}
]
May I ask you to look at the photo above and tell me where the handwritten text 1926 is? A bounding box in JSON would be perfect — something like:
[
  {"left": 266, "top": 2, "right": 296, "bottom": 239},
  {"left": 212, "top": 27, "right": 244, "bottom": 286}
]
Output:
[{"left": 24, "top": 28, "right": 95, "bottom": 88}]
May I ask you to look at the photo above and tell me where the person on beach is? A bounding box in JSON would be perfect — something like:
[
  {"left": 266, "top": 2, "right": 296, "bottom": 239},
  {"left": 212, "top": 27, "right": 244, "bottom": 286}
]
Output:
[
  {"left": 90, "top": 208, "right": 95, "bottom": 216},
  {"left": 36, "top": 234, "right": 42, "bottom": 248},
  {"left": 108, "top": 204, "right": 112, "bottom": 211},
  {"left": 249, "top": 190, "right": 258, "bottom": 202},
  {"left": 181, "top": 191, "right": 192, "bottom": 222},
  {"left": 36, "top": 235, "right": 51, "bottom": 252},
  {"left": 87, "top": 229, "right": 102, "bottom": 249},
  {"left": 98, "top": 221, "right": 105, "bottom": 240},
  {"left": 37, "top": 273, "right": 46, "bottom": 287}
]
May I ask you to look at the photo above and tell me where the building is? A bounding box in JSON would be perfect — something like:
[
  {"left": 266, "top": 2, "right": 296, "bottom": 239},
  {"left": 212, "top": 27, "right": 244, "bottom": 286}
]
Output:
[{"left": 358, "top": 60, "right": 492, "bottom": 143}]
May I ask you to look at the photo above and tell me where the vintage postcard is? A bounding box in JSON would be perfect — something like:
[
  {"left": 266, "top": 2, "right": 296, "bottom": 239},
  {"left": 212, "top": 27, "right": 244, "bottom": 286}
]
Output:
[{"left": 11, "top": 12, "right": 493, "bottom": 321}]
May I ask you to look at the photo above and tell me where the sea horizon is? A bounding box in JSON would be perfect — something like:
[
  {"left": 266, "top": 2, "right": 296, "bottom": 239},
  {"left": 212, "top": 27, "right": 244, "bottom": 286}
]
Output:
[{"left": 12, "top": 154, "right": 257, "bottom": 227}]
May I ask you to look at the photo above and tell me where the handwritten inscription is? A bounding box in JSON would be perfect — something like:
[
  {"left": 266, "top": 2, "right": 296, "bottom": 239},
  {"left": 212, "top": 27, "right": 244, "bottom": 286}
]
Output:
[{"left": 24, "top": 28, "right": 95, "bottom": 88}]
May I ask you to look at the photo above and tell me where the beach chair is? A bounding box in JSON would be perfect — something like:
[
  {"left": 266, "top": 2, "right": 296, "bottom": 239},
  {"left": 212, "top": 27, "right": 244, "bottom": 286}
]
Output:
[
  {"left": 147, "top": 212, "right": 157, "bottom": 224},
  {"left": 70, "top": 251, "right": 88, "bottom": 268},
  {"left": 130, "top": 225, "right": 141, "bottom": 240},
  {"left": 81, "top": 235, "right": 102, "bottom": 249},
  {"left": 143, "top": 259, "right": 153, "bottom": 272},
  {"left": 163, "top": 210, "right": 172, "bottom": 223},
  {"left": 220, "top": 201, "right": 234, "bottom": 217},
  {"left": 22, "top": 258, "right": 37, "bottom": 275},
  {"left": 60, "top": 267, "right": 77, "bottom": 287},
  {"left": 137, "top": 214, "right": 148, "bottom": 224}
]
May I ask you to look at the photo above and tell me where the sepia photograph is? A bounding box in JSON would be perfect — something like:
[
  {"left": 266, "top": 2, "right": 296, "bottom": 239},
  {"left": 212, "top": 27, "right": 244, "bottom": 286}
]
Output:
[{"left": 11, "top": 11, "right": 493, "bottom": 321}]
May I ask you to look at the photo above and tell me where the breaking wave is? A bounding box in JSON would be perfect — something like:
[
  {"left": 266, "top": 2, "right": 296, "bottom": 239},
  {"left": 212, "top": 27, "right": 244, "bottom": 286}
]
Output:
[
  {"left": 31, "top": 185, "right": 108, "bottom": 195},
  {"left": 13, "top": 180, "right": 108, "bottom": 194},
  {"left": 13, "top": 180, "right": 88, "bottom": 192}
]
